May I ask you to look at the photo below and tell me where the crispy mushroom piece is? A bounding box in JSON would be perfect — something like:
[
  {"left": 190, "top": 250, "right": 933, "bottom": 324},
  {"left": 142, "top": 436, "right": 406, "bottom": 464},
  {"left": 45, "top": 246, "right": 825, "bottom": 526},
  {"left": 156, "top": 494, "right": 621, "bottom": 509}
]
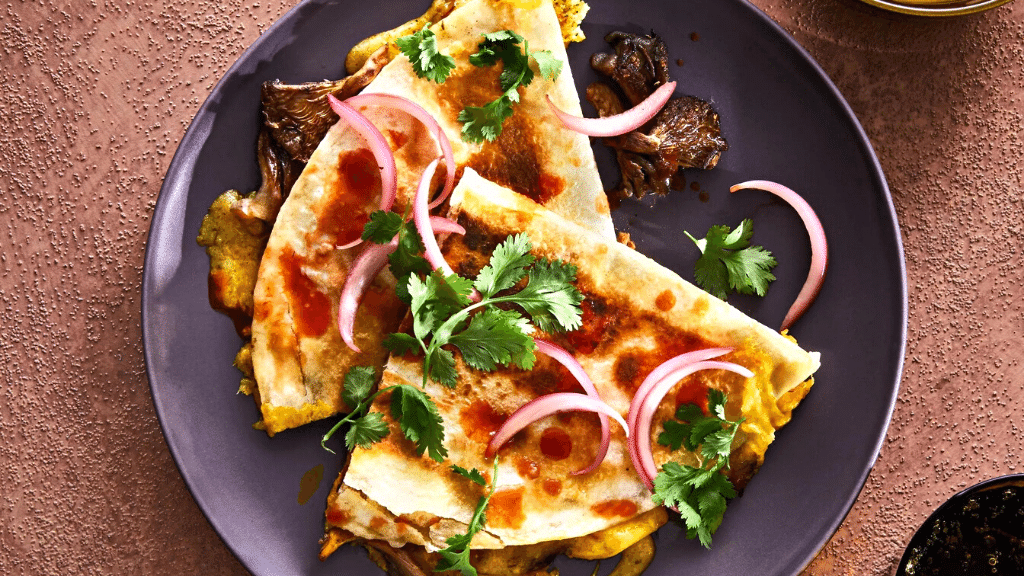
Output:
[
  {"left": 262, "top": 46, "right": 390, "bottom": 164},
  {"left": 588, "top": 31, "right": 728, "bottom": 202},
  {"left": 590, "top": 31, "right": 671, "bottom": 107},
  {"left": 198, "top": 48, "right": 389, "bottom": 350}
]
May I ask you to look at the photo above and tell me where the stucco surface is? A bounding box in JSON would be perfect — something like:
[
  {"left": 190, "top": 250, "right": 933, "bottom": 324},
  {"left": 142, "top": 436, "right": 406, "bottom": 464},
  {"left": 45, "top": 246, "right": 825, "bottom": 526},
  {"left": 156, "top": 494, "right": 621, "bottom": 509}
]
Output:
[{"left": 1, "top": 0, "right": 1021, "bottom": 575}]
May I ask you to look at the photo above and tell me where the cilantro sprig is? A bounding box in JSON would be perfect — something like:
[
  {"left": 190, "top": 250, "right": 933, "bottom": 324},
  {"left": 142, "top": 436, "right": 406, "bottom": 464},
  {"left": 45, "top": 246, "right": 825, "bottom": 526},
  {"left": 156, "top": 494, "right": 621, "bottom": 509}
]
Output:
[
  {"left": 684, "top": 219, "right": 777, "bottom": 300},
  {"left": 435, "top": 458, "right": 500, "bottom": 576},
  {"left": 387, "top": 233, "right": 583, "bottom": 388},
  {"left": 321, "top": 366, "right": 448, "bottom": 463},
  {"left": 362, "top": 210, "right": 431, "bottom": 304},
  {"left": 459, "top": 30, "right": 563, "bottom": 143},
  {"left": 651, "top": 389, "right": 743, "bottom": 548},
  {"left": 395, "top": 26, "right": 456, "bottom": 84},
  {"left": 323, "top": 222, "right": 581, "bottom": 458}
]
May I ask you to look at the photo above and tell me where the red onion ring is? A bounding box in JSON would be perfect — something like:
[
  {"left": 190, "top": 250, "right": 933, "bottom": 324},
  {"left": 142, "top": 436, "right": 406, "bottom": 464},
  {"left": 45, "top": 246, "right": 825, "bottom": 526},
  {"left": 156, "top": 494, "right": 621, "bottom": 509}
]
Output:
[
  {"left": 346, "top": 93, "right": 456, "bottom": 209},
  {"left": 628, "top": 360, "right": 754, "bottom": 489},
  {"left": 625, "top": 348, "right": 733, "bottom": 437},
  {"left": 730, "top": 180, "right": 828, "bottom": 331},
  {"left": 428, "top": 216, "right": 465, "bottom": 236},
  {"left": 336, "top": 238, "right": 364, "bottom": 250},
  {"left": 326, "top": 94, "right": 398, "bottom": 213},
  {"left": 534, "top": 339, "right": 609, "bottom": 476},
  {"left": 413, "top": 158, "right": 459, "bottom": 278},
  {"left": 485, "top": 392, "right": 629, "bottom": 459},
  {"left": 338, "top": 238, "right": 398, "bottom": 353},
  {"left": 338, "top": 216, "right": 464, "bottom": 353},
  {"left": 547, "top": 81, "right": 677, "bottom": 137}
]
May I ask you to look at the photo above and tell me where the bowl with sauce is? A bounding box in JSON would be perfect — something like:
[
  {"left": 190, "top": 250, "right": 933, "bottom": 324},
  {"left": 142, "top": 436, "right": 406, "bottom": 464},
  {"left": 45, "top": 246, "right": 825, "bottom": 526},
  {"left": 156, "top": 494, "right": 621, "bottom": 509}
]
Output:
[
  {"left": 858, "top": 0, "right": 1014, "bottom": 16},
  {"left": 897, "top": 474, "right": 1024, "bottom": 576}
]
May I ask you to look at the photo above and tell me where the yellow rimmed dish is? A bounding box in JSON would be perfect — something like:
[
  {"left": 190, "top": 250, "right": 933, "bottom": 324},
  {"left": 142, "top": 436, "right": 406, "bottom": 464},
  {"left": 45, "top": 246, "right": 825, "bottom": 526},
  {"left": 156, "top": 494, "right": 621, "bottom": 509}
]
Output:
[{"left": 859, "top": 0, "right": 1014, "bottom": 16}]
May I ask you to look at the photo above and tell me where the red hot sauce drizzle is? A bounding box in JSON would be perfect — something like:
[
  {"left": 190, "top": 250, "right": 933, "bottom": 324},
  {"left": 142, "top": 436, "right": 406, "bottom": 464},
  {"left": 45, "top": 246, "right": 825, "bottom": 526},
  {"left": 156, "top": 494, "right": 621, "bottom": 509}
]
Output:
[
  {"left": 280, "top": 248, "right": 332, "bottom": 338},
  {"left": 318, "top": 148, "right": 381, "bottom": 247},
  {"left": 539, "top": 426, "right": 573, "bottom": 461}
]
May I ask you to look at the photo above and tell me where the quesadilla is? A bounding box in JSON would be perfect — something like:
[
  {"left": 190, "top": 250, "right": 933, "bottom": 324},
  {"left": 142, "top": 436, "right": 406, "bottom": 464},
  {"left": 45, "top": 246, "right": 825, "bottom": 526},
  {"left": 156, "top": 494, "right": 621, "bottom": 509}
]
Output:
[
  {"left": 250, "top": 0, "right": 614, "bottom": 435},
  {"left": 320, "top": 169, "right": 819, "bottom": 568}
]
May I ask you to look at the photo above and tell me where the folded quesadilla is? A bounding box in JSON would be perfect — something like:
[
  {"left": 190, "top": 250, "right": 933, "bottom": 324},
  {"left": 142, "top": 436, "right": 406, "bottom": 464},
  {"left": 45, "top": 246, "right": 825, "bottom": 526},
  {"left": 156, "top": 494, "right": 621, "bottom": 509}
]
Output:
[
  {"left": 250, "top": 0, "right": 614, "bottom": 434},
  {"left": 320, "top": 170, "right": 819, "bottom": 567}
]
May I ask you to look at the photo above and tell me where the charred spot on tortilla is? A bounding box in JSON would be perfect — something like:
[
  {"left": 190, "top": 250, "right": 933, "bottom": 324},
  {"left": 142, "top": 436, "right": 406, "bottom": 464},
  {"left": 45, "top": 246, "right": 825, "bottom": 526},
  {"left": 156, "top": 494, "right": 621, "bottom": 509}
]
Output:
[
  {"left": 323, "top": 171, "right": 818, "bottom": 574},
  {"left": 436, "top": 60, "right": 567, "bottom": 205}
]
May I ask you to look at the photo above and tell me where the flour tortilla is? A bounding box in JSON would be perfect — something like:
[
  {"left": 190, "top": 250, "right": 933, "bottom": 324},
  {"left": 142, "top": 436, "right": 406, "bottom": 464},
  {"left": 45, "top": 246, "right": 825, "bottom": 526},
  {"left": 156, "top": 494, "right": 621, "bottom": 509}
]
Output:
[
  {"left": 250, "top": 0, "right": 614, "bottom": 434},
  {"left": 363, "top": 0, "right": 614, "bottom": 239},
  {"left": 327, "top": 169, "right": 819, "bottom": 550}
]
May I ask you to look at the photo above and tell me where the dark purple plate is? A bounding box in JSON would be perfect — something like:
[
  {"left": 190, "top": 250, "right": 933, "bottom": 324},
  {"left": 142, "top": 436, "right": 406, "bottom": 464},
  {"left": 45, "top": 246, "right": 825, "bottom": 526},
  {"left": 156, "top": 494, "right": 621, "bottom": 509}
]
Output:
[{"left": 142, "top": 1, "right": 906, "bottom": 575}]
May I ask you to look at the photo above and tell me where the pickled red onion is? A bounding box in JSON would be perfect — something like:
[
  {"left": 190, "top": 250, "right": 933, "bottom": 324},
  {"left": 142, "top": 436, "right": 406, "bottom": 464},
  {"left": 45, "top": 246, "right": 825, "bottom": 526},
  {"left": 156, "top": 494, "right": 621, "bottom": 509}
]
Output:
[
  {"left": 326, "top": 94, "right": 397, "bottom": 212},
  {"left": 485, "top": 393, "right": 629, "bottom": 459},
  {"left": 547, "top": 81, "right": 677, "bottom": 137},
  {"left": 346, "top": 93, "right": 456, "bottom": 209},
  {"left": 625, "top": 348, "right": 733, "bottom": 437},
  {"left": 428, "top": 216, "right": 465, "bottom": 236},
  {"left": 336, "top": 237, "right": 364, "bottom": 250},
  {"left": 338, "top": 216, "right": 465, "bottom": 353},
  {"left": 338, "top": 239, "right": 397, "bottom": 353},
  {"left": 534, "top": 339, "right": 609, "bottom": 476},
  {"left": 628, "top": 360, "right": 753, "bottom": 489},
  {"left": 413, "top": 158, "right": 459, "bottom": 278},
  {"left": 730, "top": 180, "right": 828, "bottom": 331}
]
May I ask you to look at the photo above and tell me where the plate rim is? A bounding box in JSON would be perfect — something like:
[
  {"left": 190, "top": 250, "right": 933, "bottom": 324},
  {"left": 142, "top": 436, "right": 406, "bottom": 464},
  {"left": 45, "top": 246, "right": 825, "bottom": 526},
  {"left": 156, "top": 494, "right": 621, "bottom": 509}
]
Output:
[
  {"left": 732, "top": 1, "right": 907, "bottom": 571},
  {"left": 857, "top": 0, "right": 1013, "bottom": 17},
  {"left": 141, "top": 0, "right": 909, "bottom": 573}
]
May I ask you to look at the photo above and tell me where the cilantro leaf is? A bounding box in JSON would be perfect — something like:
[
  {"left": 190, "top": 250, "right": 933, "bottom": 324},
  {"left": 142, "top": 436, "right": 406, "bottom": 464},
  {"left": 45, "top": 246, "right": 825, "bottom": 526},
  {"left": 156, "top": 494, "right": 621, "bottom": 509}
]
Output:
[
  {"left": 468, "top": 30, "right": 525, "bottom": 69},
  {"left": 721, "top": 244, "right": 777, "bottom": 296},
  {"left": 448, "top": 308, "right": 536, "bottom": 372},
  {"left": 451, "top": 465, "right": 487, "bottom": 486},
  {"left": 458, "top": 97, "right": 514, "bottom": 144},
  {"left": 426, "top": 346, "right": 458, "bottom": 388},
  {"left": 530, "top": 50, "right": 563, "bottom": 80},
  {"left": 435, "top": 458, "right": 499, "bottom": 576},
  {"left": 700, "top": 427, "right": 740, "bottom": 464},
  {"left": 409, "top": 272, "right": 470, "bottom": 341},
  {"left": 473, "top": 233, "right": 535, "bottom": 298},
  {"left": 395, "top": 27, "right": 456, "bottom": 84},
  {"left": 707, "top": 388, "right": 728, "bottom": 419},
  {"left": 659, "top": 418, "right": 692, "bottom": 452},
  {"left": 362, "top": 210, "right": 404, "bottom": 244},
  {"left": 382, "top": 333, "right": 421, "bottom": 356},
  {"left": 436, "top": 543, "right": 476, "bottom": 576},
  {"left": 341, "top": 365, "right": 378, "bottom": 409},
  {"left": 389, "top": 221, "right": 430, "bottom": 276},
  {"left": 389, "top": 385, "right": 447, "bottom": 462},
  {"left": 499, "top": 52, "right": 533, "bottom": 102},
  {"left": 652, "top": 390, "right": 743, "bottom": 548},
  {"left": 460, "top": 30, "right": 562, "bottom": 142},
  {"left": 388, "top": 232, "right": 582, "bottom": 390},
  {"left": 389, "top": 221, "right": 431, "bottom": 304},
  {"left": 652, "top": 462, "right": 736, "bottom": 548},
  {"left": 345, "top": 412, "right": 390, "bottom": 451},
  {"left": 685, "top": 219, "right": 777, "bottom": 300},
  {"left": 657, "top": 390, "right": 742, "bottom": 463},
  {"left": 507, "top": 259, "right": 583, "bottom": 333}
]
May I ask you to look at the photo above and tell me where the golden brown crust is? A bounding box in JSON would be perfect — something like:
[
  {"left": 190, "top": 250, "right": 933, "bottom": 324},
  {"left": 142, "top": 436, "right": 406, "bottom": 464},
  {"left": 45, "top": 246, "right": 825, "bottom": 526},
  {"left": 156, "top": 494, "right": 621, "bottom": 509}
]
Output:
[{"left": 327, "top": 171, "right": 818, "bottom": 553}]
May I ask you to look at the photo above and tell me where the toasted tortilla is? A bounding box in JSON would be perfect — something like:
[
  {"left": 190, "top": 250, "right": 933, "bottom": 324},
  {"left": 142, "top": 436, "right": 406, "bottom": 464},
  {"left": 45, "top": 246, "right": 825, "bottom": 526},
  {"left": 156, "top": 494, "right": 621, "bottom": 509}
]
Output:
[
  {"left": 323, "top": 169, "right": 819, "bottom": 553},
  {"left": 250, "top": 107, "right": 434, "bottom": 434},
  {"left": 250, "top": 0, "right": 614, "bottom": 435},
  {"left": 362, "top": 0, "right": 613, "bottom": 238}
]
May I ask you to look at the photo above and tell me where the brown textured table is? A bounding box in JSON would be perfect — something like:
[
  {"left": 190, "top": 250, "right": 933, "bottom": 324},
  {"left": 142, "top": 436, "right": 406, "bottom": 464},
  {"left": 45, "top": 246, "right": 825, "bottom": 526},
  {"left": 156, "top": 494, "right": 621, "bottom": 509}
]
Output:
[{"left": 2, "top": 0, "right": 1022, "bottom": 574}]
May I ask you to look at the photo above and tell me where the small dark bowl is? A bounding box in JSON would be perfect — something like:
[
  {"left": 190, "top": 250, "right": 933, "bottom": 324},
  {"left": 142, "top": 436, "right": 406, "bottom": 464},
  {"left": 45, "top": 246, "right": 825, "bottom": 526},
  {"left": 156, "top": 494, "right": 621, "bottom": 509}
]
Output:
[
  {"left": 859, "top": 0, "right": 1014, "bottom": 16},
  {"left": 897, "top": 474, "right": 1024, "bottom": 576}
]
